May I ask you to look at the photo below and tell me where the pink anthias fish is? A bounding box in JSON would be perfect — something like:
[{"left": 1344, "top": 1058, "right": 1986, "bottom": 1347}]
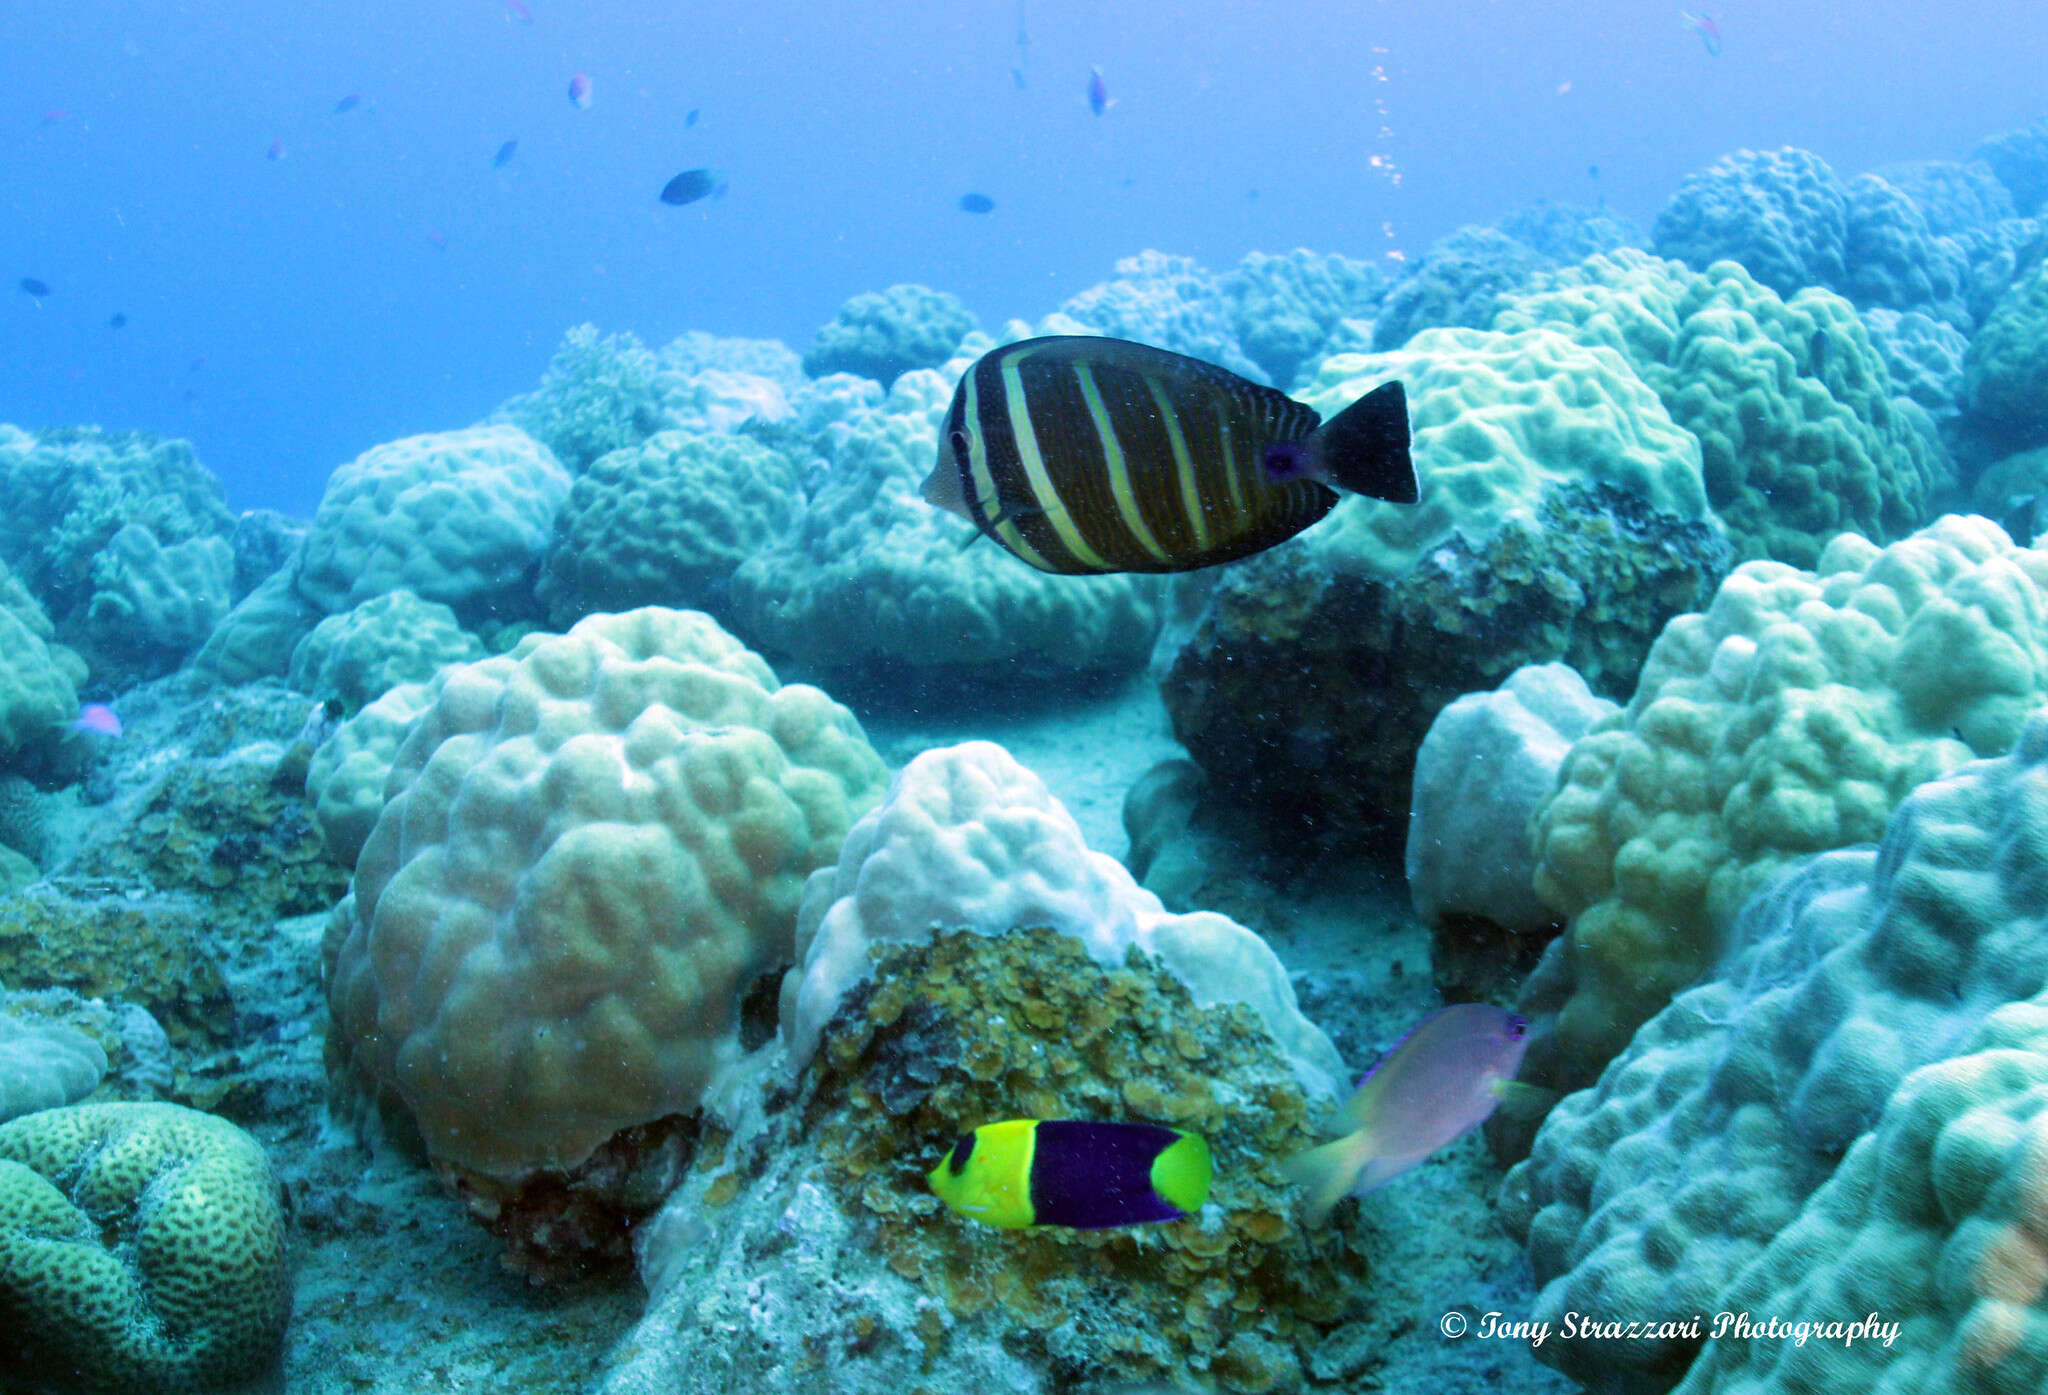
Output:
[
  {"left": 69, "top": 703, "right": 122, "bottom": 738},
  {"left": 1282, "top": 1004, "right": 1536, "bottom": 1225},
  {"left": 40, "top": 108, "right": 72, "bottom": 125},
  {"left": 1087, "top": 65, "right": 1113, "bottom": 116},
  {"left": 568, "top": 72, "right": 592, "bottom": 108},
  {"left": 1680, "top": 10, "right": 1723, "bottom": 56},
  {"left": 504, "top": 0, "right": 534, "bottom": 22},
  {"left": 266, "top": 137, "right": 286, "bottom": 161}
]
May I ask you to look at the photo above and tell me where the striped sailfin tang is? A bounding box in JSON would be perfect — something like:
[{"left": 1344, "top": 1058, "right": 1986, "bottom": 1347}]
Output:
[
  {"left": 996, "top": 345, "right": 1114, "bottom": 571},
  {"left": 950, "top": 336, "right": 1338, "bottom": 574}
]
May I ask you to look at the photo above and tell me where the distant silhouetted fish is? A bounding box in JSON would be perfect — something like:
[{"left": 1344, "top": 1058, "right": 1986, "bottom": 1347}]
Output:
[
  {"left": 19, "top": 278, "right": 49, "bottom": 300},
  {"left": 334, "top": 93, "right": 362, "bottom": 114},
  {"left": 958, "top": 192, "right": 995, "bottom": 214},
  {"left": 505, "top": 0, "right": 534, "bottom": 22},
  {"left": 426, "top": 231, "right": 448, "bottom": 251},
  {"left": 108, "top": 312, "right": 127, "bottom": 329},
  {"left": 493, "top": 139, "right": 519, "bottom": 168},
  {"left": 39, "top": 109, "right": 71, "bottom": 125},
  {"left": 685, "top": 108, "right": 700, "bottom": 129},
  {"left": 1087, "top": 65, "right": 1112, "bottom": 115},
  {"left": 267, "top": 137, "right": 286, "bottom": 161},
  {"left": 661, "top": 168, "right": 723, "bottom": 205},
  {"left": 568, "top": 72, "right": 592, "bottom": 108}
]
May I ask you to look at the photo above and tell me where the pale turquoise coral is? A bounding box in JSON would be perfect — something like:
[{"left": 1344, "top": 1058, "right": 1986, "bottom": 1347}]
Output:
[
  {"left": 1295, "top": 324, "right": 1712, "bottom": 577},
  {"left": 1495, "top": 250, "right": 1949, "bottom": 564},
  {"left": 1965, "top": 259, "right": 2048, "bottom": 449},
  {"left": 0, "top": 1101, "right": 289, "bottom": 1392},
  {"left": 1653, "top": 146, "right": 1850, "bottom": 297},
  {"left": 78, "top": 523, "right": 235, "bottom": 682},
  {"left": 536, "top": 428, "right": 804, "bottom": 628},
  {"left": 295, "top": 424, "right": 570, "bottom": 622},
  {"left": 800, "top": 283, "right": 977, "bottom": 385},
  {"left": 1675, "top": 1000, "right": 2048, "bottom": 1395},
  {"left": 288, "top": 590, "right": 484, "bottom": 712},
  {"left": 324, "top": 608, "right": 887, "bottom": 1180},
  {"left": 1517, "top": 515, "right": 2048, "bottom": 1118},
  {"left": 304, "top": 678, "right": 435, "bottom": 869},
  {"left": 0, "top": 1010, "right": 106, "bottom": 1123},
  {"left": 1504, "top": 711, "right": 2048, "bottom": 1392},
  {"left": 0, "top": 556, "right": 85, "bottom": 764}
]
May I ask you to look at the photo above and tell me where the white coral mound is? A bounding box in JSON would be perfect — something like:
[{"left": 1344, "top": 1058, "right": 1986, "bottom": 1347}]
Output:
[{"left": 780, "top": 740, "right": 1344, "bottom": 1101}]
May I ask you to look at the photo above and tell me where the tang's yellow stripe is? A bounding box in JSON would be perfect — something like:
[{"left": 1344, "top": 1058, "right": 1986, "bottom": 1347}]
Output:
[
  {"left": 963, "top": 360, "right": 1057, "bottom": 572},
  {"left": 1002, "top": 349, "right": 1110, "bottom": 571},
  {"left": 1214, "top": 400, "right": 1247, "bottom": 518},
  {"left": 1142, "top": 373, "right": 1211, "bottom": 554},
  {"left": 1073, "top": 363, "right": 1171, "bottom": 566}
]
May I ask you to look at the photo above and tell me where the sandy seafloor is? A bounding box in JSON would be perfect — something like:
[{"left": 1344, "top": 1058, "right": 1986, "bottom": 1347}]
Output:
[{"left": 173, "top": 656, "right": 1581, "bottom": 1395}]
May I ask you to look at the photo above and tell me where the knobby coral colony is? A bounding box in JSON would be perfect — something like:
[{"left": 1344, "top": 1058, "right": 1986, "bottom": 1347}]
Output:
[{"left": 4, "top": 118, "right": 2048, "bottom": 1395}]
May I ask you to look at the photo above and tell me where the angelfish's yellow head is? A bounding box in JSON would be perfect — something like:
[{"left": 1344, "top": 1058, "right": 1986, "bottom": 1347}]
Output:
[
  {"left": 928, "top": 1119, "right": 1038, "bottom": 1229},
  {"left": 929, "top": 1118, "right": 1211, "bottom": 1230}
]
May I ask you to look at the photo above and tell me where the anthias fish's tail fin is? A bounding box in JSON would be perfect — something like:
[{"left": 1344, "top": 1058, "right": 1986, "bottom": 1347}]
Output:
[
  {"left": 1279, "top": 1132, "right": 1374, "bottom": 1227},
  {"left": 1316, "top": 380, "right": 1416, "bottom": 504}
]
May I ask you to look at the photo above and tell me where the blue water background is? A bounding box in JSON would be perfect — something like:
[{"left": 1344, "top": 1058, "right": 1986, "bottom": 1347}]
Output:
[{"left": 2, "top": 0, "right": 2042, "bottom": 516}]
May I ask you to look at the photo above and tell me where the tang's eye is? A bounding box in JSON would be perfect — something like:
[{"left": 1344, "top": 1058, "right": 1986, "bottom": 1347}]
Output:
[{"left": 949, "top": 429, "right": 970, "bottom": 461}]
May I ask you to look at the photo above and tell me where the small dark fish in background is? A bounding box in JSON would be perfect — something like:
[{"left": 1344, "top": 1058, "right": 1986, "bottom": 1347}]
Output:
[
  {"left": 660, "top": 168, "right": 724, "bottom": 206},
  {"left": 425, "top": 230, "right": 448, "bottom": 251},
  {"left": 1087, "top": 65, "right": 1112, "bottom": 116},
  {"left": 924, "top": 335, "right": 1416, "bottom": 575},
  {"left": 333, "top": 93, "right": 362, "bottom": 114},
  {"left": 19, "top": 277, "right": 49, "bottom": 300},
  {"left": 1588, "top": 163, "right": 1600, "bottom": 181},
  {"left": 108, "top": 312, "right": 127, "bottom": 329},
  {"left": 568, "top": 72, "right": 592, "bottom": 108},
  {"left": 504, "top": 0, "right": 534, "bottom": 22},
  {"left": 958, "top": 192, "right": 995, "bottom": 214},
  {"left": 1809, "top": 328, "right": 1831, "bottom": 372},
  {"left": 684, "top": 108, "right": 700, "bottom": 129},
  {"left": 267, "top": 137, "right": 286, "bottom": 161},
  {"left": 40, "top": 108, "right": 72, "bottom": 125},
  {"left": 493, "top": 139, "right": 519, "bottom": 169}
]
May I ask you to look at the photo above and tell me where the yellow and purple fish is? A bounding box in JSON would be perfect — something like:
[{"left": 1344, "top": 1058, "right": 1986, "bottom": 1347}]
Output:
[
  {"left": 1282, "top": 1005, "right": 1532, "bottom": 1225},
  {"left": 68, "top": 703, "right": 122, "bottom": 738},
  {"left": 568, "top": 72, "right": 592, "bottom": 108},
  {"left": 1680, "top": 10, "right": 1722, "bottom": 56},
  {"left": 1087, "top": 65, "right": 1113, "bottom": 116},
  {"left": 930, "top": 1119, "right": 1211, "bottom": 1229}
]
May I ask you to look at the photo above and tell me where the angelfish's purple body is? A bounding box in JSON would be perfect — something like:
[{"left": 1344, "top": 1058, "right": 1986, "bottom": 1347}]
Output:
[{"left": 1282, "top": 1004, "right": 1529, "bottom": 1224}]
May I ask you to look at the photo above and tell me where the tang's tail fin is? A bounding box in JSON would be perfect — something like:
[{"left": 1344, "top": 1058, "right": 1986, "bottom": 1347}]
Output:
[
  {"left": 1316, "top": 380, "right": 1416, "bottom": 504},
  {"left": 1278, "top": 1132, "right": 1373, "bottom": 1227}
]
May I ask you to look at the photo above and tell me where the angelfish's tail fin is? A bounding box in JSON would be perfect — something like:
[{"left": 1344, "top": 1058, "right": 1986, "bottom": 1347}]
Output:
[
  {"left": 1315, "top": 380, "right": 1416, "bottom": 504},
  {"left": 1278, "top": 1132, "right": 1374, "bottom": 1227}
]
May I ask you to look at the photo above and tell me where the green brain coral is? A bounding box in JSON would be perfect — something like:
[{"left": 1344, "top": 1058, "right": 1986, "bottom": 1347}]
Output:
[{"left": 0, "top": 1102, "right": 289, "bottom": 1392}]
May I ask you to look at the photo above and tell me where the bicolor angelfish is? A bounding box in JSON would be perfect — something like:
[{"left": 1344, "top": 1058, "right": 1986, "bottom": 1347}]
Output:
[
  {"left": 927, "top": 1119, "right": 1212, "bottom": 1229},
  {"left": 921, "top": 335, "right": 1415, "bottom": 574}
]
